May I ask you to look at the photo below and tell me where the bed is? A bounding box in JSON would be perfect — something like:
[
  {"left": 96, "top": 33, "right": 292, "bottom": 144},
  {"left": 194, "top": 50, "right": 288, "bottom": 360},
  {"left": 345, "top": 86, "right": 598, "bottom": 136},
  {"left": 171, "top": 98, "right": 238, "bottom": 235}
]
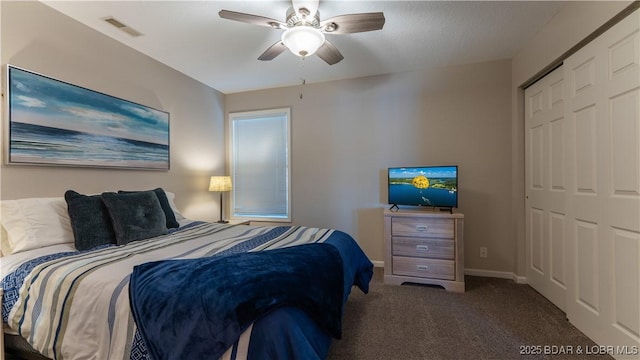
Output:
[{"left": 0, "top": 189, "right": 373, "bottom": 360}]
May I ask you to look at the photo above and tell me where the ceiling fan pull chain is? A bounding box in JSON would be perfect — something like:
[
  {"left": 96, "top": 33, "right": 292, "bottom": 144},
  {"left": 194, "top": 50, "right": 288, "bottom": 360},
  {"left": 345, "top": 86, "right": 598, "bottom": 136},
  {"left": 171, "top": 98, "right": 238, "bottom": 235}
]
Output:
[{"left": 299, "top": 57, "right": 306, "bottom": 99}]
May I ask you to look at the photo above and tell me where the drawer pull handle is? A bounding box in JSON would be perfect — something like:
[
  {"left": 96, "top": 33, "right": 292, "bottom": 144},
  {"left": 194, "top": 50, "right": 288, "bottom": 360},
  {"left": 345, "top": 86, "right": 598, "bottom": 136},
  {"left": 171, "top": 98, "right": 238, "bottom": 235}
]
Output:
[
  {"left": 416, "top": 245, "right": 429, "bottom": 251},
  {"left": 415, "top": 225, "right": 429, "bottom": 231},
  {"left": 417, "top": 265, "right": 429, "bottom": 271}
]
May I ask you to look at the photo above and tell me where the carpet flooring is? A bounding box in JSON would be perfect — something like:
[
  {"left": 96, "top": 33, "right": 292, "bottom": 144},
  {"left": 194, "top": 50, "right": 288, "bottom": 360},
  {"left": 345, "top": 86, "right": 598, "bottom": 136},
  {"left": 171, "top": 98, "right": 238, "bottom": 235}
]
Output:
[{"left": 327, "top": 268, "right": 614, "bottom": 360}]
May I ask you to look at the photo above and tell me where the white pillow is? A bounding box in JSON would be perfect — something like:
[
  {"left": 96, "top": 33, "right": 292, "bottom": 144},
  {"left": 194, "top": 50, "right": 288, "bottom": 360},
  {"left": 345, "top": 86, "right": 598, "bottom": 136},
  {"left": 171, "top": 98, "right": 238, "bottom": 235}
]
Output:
[
  {"left": 163, "top": 191, "right": 185, "bottom": 220},
  {"left": 0, "top": 197, "right": 74, "bottom": 255},
  {"left": 1, "top": 225, "right": 11, "bottom": 256}
]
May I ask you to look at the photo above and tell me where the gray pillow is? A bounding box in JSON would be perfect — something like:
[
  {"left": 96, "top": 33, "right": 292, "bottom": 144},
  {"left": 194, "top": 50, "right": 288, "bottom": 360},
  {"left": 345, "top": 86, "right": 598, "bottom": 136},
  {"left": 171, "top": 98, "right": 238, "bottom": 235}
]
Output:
[
  {"left": 101, "top": 191, "right": 168, "bottom": 246},
  {"left": 65, "top": 190, "right": 116, "bottom": 251}
]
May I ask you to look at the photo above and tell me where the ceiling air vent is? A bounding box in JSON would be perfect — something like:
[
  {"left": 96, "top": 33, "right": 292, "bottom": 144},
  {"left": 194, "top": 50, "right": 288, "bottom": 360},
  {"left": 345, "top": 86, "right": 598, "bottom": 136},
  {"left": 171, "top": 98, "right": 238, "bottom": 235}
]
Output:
[{"left": 103, "top": 17, "right": 143, "bottom": 37}]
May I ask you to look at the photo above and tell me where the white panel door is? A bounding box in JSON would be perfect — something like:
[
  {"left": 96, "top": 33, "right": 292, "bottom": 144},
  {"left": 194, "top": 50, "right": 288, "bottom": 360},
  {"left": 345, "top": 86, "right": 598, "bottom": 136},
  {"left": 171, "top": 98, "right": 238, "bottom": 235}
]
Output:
[
  {"left": 525, "top": 66, "right": 568, "bottom": 311},
  {"left": 564, "top": 9, "right": 640, "bottom": 357}
]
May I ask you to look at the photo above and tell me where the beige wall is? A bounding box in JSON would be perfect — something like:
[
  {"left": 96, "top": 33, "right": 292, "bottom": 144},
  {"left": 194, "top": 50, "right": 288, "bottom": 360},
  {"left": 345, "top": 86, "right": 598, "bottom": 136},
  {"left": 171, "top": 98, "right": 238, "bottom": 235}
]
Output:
[
  {"left": 4, "top": 0, "right": 631, "bottom": 273},
  {"left": 510, "top": 0, "right": 633, "bottom": 276},
  {"left": 226, "top": 60, "right": 513, "bottom": 269},
  {"left": 0, "top": 1, "right": 226, "bottom": 221}
]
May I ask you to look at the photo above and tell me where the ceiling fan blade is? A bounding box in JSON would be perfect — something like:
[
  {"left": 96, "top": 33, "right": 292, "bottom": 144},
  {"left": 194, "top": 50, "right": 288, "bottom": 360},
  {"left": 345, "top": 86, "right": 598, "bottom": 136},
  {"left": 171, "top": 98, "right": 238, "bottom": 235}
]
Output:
[
  {"left": 315, "top": 41, "right": 344, "bottom": 65},
  {"left": 321, "top": 12, "right": 385, "bottom": 34},
  {"left": 258, "top": 41, "right": 288, "bottom": 61},
  {"left": 219, "top": 10, "right": 285, "bottom": 29}
]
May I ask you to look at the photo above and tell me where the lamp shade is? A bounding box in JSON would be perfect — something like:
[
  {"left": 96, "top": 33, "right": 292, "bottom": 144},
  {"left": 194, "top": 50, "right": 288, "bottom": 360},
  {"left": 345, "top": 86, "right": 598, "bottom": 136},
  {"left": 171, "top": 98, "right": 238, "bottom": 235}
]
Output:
[
  {"left": 209, "top": 176, "right": 232, "bottom": 192},
  {"left": 281, "top": 26, "right": 325, "bottom": 58}
]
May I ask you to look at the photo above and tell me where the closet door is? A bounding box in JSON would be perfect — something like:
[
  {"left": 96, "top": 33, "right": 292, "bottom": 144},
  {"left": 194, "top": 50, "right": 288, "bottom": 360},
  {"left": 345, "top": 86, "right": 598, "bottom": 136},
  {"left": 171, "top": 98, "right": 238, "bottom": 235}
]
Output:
[
  {"left": 564, "top": 9, "right": 639, "bottom": 354},
  {"left": 525, "top": 67, "right": 568, "bottom": 311}
]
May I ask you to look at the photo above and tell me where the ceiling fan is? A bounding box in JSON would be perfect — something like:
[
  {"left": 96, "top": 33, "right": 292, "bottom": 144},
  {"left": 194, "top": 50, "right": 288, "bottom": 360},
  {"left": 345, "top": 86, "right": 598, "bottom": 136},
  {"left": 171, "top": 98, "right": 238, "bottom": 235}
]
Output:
[{"left": 219, "top": 0, "right": 385, "bottom": 65}]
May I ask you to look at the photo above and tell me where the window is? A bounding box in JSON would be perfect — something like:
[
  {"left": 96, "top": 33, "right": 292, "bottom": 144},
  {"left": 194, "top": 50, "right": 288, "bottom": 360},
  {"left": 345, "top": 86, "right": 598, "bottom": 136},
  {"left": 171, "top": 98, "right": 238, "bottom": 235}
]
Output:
[{"left": 229, "top": 108, "right": 291, "bottom": 222}]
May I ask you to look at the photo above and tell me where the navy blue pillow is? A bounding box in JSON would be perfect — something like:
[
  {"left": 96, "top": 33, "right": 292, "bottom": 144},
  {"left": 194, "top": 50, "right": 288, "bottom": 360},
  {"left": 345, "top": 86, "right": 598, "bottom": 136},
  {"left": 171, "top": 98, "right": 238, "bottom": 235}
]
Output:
[
  {"left": 102, "top": 191, "right": 168, "bottom": 246},
  {"left": 118, "top": 188, "right": 179, "bottom": 229},
  {"left": 65, "top": 190, "right": 116, "bottom": 251}
]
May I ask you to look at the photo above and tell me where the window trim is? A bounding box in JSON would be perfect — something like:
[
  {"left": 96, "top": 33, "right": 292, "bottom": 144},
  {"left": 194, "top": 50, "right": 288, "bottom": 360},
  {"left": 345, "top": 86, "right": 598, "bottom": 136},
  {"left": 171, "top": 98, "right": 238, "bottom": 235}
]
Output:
[{"left": 228, "top": 107, "right": 291, "bottom": 222}]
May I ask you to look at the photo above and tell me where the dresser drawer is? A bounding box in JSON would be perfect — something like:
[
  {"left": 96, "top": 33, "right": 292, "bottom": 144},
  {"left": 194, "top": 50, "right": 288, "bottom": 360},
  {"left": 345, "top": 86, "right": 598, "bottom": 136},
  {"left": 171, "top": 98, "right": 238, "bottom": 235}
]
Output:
[
  {"left": 392, "top": 237, "right": 454, "bottom": 260},
  {"left": 391, "top": 217, "right": 454, "bottom": 238},
  {"left": 392, "top": 257, "right": 455, "bottom": 280}
]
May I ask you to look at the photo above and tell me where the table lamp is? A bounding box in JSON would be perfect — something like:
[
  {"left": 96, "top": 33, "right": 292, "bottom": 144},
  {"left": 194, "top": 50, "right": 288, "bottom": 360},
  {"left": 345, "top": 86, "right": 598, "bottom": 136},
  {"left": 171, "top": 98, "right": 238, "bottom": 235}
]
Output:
[{"left": 209, "top": 176, "right": 232, "bottom": 223}]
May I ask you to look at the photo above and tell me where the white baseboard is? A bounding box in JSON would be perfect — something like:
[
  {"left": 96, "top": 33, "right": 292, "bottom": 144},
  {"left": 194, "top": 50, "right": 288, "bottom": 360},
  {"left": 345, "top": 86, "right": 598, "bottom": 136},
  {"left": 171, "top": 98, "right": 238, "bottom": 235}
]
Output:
[
  {"left": 512, "top": 274, "right": 528, "bottom": 284},
  {"left": 464, "top": 268, "right": 528, "bottom": 284},
  {"left": 371, "top": 260, "right": 384, "bottom": 268}
]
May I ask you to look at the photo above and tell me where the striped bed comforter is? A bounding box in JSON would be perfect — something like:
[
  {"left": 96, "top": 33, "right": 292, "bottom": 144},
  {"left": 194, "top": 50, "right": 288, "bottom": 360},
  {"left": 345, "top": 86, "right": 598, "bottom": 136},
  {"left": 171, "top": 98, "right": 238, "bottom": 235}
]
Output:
[{"left": 2, "top": 222, "right": 372, "bottom": 360}]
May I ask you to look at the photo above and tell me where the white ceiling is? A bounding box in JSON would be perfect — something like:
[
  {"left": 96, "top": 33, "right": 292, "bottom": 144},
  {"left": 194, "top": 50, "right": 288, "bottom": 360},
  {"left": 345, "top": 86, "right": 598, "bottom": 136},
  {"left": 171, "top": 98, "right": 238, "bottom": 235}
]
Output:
[{"left": 42, "top": 1, "right": 565, "bottom": 94}]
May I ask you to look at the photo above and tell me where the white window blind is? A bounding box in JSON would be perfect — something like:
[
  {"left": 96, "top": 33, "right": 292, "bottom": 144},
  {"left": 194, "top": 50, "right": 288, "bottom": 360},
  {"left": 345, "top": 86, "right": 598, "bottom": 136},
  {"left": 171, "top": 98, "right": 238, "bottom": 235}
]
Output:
[{"left": 229, "top": 108, "right": 291, "bottom": 221}]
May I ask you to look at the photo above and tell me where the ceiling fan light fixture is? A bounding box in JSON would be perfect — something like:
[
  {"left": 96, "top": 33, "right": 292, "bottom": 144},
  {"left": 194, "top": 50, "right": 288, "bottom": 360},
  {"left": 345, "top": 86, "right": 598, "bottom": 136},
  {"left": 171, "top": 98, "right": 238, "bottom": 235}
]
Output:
[{"left": 281, "top": 26, "right": 325, "bottom": 58}]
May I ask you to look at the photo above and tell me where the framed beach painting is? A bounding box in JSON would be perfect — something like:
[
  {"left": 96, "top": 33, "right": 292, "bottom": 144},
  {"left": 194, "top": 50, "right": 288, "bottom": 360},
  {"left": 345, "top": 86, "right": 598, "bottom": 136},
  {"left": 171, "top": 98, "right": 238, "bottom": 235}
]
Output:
[{"left": 5, "top": 65, "right": 170, "bottom": 170}]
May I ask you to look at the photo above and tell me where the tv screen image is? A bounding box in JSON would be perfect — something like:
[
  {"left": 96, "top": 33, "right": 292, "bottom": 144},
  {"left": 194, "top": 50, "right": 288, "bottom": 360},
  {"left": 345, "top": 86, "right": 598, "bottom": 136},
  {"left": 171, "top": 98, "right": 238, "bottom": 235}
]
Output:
[{"left": 388, "top": 166, "right": 458, "bottom": 208}]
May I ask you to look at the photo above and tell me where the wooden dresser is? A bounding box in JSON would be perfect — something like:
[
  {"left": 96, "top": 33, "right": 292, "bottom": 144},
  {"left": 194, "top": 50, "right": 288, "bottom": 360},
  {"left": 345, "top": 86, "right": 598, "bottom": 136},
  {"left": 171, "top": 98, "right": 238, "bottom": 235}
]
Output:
[{"left": 384, "top": 208, "right": 465, "bottom": 292}]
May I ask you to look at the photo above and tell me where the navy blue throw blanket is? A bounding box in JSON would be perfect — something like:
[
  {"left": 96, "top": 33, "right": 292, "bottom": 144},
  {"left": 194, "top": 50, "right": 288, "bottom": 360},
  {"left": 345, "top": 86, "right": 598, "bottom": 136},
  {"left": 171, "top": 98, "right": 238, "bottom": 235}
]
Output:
[{"left": 129, "top": 243, "right": 344, "bottom": 360}]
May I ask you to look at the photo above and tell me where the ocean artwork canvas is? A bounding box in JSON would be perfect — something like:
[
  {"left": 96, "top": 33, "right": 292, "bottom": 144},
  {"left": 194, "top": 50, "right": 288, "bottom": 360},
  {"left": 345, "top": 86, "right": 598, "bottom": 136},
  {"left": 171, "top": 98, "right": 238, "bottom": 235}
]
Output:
[{"left": 7, "top": 65, "right": 169, "bottom": 170}]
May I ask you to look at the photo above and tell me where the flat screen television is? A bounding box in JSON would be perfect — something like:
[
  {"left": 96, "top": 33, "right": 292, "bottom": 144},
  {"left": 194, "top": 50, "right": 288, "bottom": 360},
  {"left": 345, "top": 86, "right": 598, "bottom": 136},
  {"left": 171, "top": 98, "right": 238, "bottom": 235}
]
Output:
[{"left": 388, "top": 166, "right": 458, "bottom": 210}]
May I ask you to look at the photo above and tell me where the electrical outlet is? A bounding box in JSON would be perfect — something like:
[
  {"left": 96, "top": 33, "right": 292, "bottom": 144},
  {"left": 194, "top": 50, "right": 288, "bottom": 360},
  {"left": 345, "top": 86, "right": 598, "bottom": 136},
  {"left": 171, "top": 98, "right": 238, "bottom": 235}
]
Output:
[{"left": 480, "top": 247, "right": 488, "bottom": 258}]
